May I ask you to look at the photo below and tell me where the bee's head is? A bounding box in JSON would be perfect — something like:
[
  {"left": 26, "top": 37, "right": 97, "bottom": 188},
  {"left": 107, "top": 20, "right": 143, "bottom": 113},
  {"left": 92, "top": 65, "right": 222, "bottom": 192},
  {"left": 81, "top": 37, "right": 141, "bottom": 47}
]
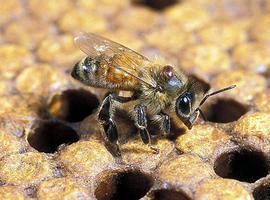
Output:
[{"left": 175, "top": 79, "right": 236, "bottom": 129}]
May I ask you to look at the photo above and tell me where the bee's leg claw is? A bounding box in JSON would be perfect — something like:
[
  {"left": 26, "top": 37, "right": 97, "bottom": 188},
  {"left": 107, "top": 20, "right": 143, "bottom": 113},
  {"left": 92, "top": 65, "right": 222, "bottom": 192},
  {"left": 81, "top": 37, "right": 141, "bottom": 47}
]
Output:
[{"left": 149, "top": 145, "right": 159, "bottom": 154}]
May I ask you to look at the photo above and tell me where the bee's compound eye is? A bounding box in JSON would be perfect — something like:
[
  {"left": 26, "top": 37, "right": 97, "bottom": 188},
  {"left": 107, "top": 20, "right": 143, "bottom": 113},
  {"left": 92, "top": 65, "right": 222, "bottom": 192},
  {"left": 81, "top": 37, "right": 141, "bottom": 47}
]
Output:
[
  {"left": 162, "top": 65, "right": 174, "bottom": 80},
  {"left": 176, "top": 93, "right": 192, "bottom": 116},
  {"left": 82, "top": 65, "right": 90, "bottom": 74}
]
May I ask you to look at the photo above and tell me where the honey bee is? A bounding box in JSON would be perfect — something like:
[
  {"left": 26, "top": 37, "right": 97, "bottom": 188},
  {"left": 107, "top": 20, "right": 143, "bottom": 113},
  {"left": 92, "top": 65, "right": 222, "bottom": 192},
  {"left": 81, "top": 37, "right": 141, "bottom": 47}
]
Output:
[{"left": 71, "top": 32, "right": 235, "bottom": 153}]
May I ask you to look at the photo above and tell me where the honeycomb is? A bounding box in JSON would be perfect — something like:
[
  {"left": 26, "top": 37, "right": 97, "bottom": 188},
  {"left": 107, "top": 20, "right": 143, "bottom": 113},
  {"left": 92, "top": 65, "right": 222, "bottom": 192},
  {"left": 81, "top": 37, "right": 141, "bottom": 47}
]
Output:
[{"left": 0, "top": 0, "right": 270, "bottom": 199}]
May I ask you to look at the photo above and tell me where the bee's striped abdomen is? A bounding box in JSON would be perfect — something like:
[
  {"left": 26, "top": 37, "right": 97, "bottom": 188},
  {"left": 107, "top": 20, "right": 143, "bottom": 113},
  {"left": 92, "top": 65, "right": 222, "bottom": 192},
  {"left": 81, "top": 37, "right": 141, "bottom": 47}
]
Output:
[{"left": 71, "top": 56, "right": 139, "bottom": 91}]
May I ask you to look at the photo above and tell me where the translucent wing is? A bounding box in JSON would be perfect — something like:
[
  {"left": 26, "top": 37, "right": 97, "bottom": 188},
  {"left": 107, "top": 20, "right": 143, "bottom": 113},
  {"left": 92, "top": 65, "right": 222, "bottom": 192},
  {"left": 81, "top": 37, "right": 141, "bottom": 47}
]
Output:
[
  {"left": 74, "top": 32, "right": 156, "bottom": 89},
  {"left": 74, "top": 32, "right": 149, "bottom": 62}
]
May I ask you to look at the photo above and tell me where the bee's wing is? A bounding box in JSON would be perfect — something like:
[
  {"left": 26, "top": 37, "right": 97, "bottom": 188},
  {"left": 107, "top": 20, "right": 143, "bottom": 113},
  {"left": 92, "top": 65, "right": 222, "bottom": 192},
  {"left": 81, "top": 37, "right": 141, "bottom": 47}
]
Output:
[
  {"left": 74, "top": 32, "right": 149, "bottom": 62},
  {"left": 74, "top": 32, "right": 156, "bottom": 89}
]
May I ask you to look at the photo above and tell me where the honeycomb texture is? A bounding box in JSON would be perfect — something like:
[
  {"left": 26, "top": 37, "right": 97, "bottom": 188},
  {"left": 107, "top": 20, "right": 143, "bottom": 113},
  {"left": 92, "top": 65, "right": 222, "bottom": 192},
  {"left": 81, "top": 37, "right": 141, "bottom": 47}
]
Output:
[{"left": 0, "top": 0, "right": 270, "bottom": 199}]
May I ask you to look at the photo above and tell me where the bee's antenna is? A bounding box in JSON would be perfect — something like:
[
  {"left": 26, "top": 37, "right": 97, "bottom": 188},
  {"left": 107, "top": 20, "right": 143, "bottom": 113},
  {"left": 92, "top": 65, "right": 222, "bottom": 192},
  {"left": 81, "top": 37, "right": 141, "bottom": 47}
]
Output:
[{"left": 199, "top": 85, "right": 236, "bottom": 107}]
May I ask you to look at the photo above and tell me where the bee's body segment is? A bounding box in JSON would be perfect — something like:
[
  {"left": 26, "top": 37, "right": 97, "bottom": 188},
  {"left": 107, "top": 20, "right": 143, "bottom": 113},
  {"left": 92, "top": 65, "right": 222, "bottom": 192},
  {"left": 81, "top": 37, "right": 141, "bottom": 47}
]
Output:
[
  {"left": 72, "top": 56, "right": 140, "bottom": 91},
  {"left": 72, "top": 32, "right": 235, "bottom": 154}
]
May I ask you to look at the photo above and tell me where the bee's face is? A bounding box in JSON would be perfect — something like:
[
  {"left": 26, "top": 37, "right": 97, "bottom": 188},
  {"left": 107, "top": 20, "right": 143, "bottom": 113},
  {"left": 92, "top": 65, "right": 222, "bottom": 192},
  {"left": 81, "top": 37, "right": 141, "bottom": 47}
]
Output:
[
  {"left": 174, "top": 79, "right": 208, "bottom": 129},
  {"left": 175, "top": 91, "right": 199, "bottom": 129}
]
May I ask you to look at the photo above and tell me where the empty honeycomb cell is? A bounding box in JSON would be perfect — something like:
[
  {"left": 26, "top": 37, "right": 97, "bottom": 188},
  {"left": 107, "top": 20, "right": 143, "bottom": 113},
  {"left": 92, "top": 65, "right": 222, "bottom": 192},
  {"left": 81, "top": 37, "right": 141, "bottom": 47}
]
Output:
[
  {"left": 196, "top": 21, "right": 247, "bottom": 50},
  {"left": 176, "top": 124, "right": 232, "bottom": 159},
  {"left": 58, "top": 140, "right": 115, "bottom": 177},
  {"left": 36, "top": 35, "right": 83, "bottom": 67},
  {"left": 133, "top": 0, "right": 178, "bottom": 10},
  {"left": 214, "top": 149, "right": 269, "bottom": 183},
  {"left": 0, "top": 152, "right": 56, "bottom": 185},
  {"left": 203, "top": 98, "right": 249, "bottom": 123},
  {"left": 132, "top": 0, "right": 179, "bottom": 10},
  {"left": 253, "top": 182, "right": 270, "bottom": 200},
  {"left": 95, "top": 169, "right": 153, "bottom": 200},
  {"left": 0, "top": 185, "right": 25, "bottom": 200},
  {"left": 3, "top": 17, "right": 54, "bottom": 50},
  {"left": 16, "top": 64, "right": 68, "bottom": 96},
  {"left": 0, "top": 44, "right": 34, "bottom": 79},
  {"left": 27, "top": 0, "right": 74, "bottom": 22},
  {"left": 194, "top": 178, "right": 253, "bottom": 200},
  {"left": 48, "top": 89, "right": 100, "bottom": 122},
  {"left": 158, "top": 154, "right": 215, "bottom": 188},
  {"left": 164, "top": 3, "right": 211, "bottom": 32},
  {"left": 178, "top": 43, "right": 230, "bottom": 78},
  {"left": 212, "top": 70, "right": 267, "bottom": 103},
  {"left": 58, "top": 9, "right": 108, "bottom": 34},
  {"left": 27, "top": 121, "right": 79, "bottom": 153},
  {"left": 37, "top": 178, "right": 91, "bottom": 200},
  {"left": 150, "top": 189, "right": 191, "bottom": 200}
]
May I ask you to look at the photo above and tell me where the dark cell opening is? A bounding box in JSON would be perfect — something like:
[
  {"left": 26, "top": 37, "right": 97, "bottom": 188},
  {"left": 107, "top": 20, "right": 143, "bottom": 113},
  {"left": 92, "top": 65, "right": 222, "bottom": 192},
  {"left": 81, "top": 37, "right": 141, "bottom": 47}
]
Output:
[
  {"left": 132, "top": 0, "right": 179, "bottom": 10},
  {"left": 152, "top": 189, "right": 190, "bottom": 200},
  {"left": 253, "top": 183, "right": 270, "bottom": 200},
  {"left": 214, "top": 149, "right": 269, "bottom": 183},
  {"left": 27, "top": 121, "right": 79, "bottom": 153},
  {"left": 49, "top": 89, "right": 99, "bottom": 123},
  {"left": 204, "top": 98, "right": 248, "bottom": 123},
  {"left": 95, "top": 170, "right": 153, "bottom": 200}
]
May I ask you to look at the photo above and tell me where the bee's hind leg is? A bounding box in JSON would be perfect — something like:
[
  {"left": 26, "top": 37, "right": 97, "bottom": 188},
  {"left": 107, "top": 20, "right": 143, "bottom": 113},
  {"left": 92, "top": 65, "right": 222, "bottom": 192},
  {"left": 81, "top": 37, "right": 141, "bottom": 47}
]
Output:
[
  {"left": 134, "top": 104, "right": 159, "bottom": 154},
  {"left": 98, "top": 94, "right": 134, "bottom": 156}
]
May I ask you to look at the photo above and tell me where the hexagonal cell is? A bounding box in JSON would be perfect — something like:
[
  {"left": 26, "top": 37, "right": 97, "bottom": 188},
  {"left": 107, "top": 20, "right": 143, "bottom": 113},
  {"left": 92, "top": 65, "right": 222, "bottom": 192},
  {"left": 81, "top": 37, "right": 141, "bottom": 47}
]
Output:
[
  {"left": 253, "top": 183, "right": 270, "bottom": 200},
  {"left": 95, "top": 170, "right": 154, "bottom": 200},
  {"left": 28, "top": 121, "right": 79, "bottom": 153},
  {"left": 204, "top": 98, "right": 248, "bottom": 123},
  {"left": 48, "top": 89, "right": 99, "bottom": 123},
  {"left": 214, "top": 149, "right": 269, "bottom": 183}
]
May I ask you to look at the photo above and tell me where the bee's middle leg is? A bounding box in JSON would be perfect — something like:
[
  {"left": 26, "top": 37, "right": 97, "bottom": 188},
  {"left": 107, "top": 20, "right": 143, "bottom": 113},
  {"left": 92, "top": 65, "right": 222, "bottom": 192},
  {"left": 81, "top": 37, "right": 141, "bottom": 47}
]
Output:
[{"left": 134, "top": 104, "right": 159, "bottom": 153}]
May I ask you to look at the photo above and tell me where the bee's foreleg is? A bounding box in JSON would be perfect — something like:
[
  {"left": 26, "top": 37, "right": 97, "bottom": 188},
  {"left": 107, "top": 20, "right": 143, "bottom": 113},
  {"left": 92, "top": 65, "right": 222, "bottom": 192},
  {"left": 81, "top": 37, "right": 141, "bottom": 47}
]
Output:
[{"left": 134, "top": 104, "right": 159, "bottom": 154}]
